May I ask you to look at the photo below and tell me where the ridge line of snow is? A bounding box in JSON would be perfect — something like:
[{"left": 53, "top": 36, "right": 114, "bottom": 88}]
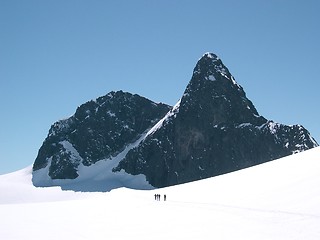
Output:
[{"left": 144, "top": 99, "right": 181, "bottom": 139}]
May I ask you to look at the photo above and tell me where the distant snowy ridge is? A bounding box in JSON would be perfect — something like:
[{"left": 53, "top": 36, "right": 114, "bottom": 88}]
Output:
[{"left": 233, "top": 120, "right": 318, "bottom": 153}]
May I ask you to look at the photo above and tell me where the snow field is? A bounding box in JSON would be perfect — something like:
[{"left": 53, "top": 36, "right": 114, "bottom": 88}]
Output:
[{"left": 1, "top": 147, "right": 320, "bottom": 240}]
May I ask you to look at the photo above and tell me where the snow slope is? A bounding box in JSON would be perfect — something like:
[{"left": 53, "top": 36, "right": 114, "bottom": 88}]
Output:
[
  {"left": 1, "top": 147, "right": 320, "bottom": 240},
  {"left": 32, "top": 131, "right": 154, "bottom": 192}
]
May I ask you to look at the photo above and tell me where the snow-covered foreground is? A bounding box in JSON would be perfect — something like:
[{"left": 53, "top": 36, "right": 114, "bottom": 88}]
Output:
[{"left": 1, "top": 147, "right": 320, "bottom": 240}]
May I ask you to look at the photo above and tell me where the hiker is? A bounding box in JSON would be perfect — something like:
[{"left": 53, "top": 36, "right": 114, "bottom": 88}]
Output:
[
  {"left": 164, "top": 194, "right": 166, "bottom": 201},
  {"left": 154, "top": 194, "right": 160, "bottom": 201}
]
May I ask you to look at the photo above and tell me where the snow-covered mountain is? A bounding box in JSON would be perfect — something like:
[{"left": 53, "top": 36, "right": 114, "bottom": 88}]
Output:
[
  {"left": 115, "top": 53, "right": 318, "bottom": 187},
  {"left": 1, "top": 147, "right": 320, "bottom": 240},
  {"left": 32, "top": 53, "right": 318, "bottom": 191},
  {"left": 32, "top": 91, "right": 171, "bottom": 189}
]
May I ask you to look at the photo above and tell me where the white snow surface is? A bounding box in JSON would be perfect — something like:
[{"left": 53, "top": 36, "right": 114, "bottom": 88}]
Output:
[
  {"left": 1, "top": 147, "right": 320, "bottom": 240},
  {"left": 207, "top": 74, "right": 216, "bottom": 81},
  {"left": 60, "top": 140, "right": 83, "bottom": 163},
  {"left": 202, "top": 52, "right": 220, "bottom": 61},
  {"left": 32, "top": 132, "right": 153, "bottom": 192}
]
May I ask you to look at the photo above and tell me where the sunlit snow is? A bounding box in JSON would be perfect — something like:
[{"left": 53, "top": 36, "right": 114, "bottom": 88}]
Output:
[
  {"left": 32, "top": 131, "right": 153, "bottom": 192},
  {"left": 207, "top": 74, "right": 216, "bottom": 81},
  {"left": 1, "top": 147, "right": 320, "bottom": 240}
]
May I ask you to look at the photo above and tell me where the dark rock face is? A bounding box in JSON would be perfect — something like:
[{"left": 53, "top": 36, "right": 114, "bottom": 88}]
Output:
[
  {"left": 33, "top": 91, "right": 171, "bottom": 180},
  {"left": 114, "top": 53, "right": 318, "bottom": 187},
  {"left": 32, "top": 53, "right": 318, "bottom": 190}
]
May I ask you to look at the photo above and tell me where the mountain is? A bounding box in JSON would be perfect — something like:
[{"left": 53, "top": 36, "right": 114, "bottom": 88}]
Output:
[
  {"left": 32, "top": 91, "right": 171, "bottom": 183},
  {"left": 32, "top": 53, "right": 318, "bottom": 190},
  {"left": 114, "top": 53, "right": 318, "bottom": 187}
]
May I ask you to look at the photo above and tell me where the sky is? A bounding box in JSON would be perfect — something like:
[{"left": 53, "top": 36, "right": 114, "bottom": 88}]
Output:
[{"left": 0, "top": 0, "right": 319, "bottom": 175}]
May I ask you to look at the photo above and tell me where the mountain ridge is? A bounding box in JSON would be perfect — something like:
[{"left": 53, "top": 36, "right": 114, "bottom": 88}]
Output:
[{"left": 32, "top": 52, "right": 318, "bottom": 191}]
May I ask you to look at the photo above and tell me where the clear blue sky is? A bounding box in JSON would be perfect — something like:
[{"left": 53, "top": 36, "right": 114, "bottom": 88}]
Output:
[{"left": 1, "top": 0, "right": 319, "bottom": 175}]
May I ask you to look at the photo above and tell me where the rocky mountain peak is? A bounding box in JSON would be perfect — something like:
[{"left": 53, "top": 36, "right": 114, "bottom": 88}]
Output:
[
  {"left": 180, "top": 52, "right": 265, "bottom": 126},
  {"left": 32, "top": 91, "right": 171, "bottom": 181},
  {"left": 193, "top": 52, "right": 235, "bottom": 84},
  {"left": 32, "top": 53, "right": 318, "bottom": 191},
  {"left": 115, "top": 53, "right": 318, "bottom": 188}
]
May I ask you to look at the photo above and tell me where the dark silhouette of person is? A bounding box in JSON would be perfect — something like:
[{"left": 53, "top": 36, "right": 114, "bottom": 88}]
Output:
[
  {"left": 154, "top": 194, "right": 157, "bottom": 200},
  {"left": 164, "top": 194, "right": 166, "bottom": 201}
]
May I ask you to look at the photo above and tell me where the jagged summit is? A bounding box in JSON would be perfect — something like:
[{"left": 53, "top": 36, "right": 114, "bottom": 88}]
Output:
[
  {"left": 199, "top": 52, "right": 221, "bottom": 64},
  {"left": 193, "top": 52, "right": 238, "bottom": 85},
  {"left": 203, "top": 52, "right": 219, "bottom": 58},
  {"left": 181, "top": 52, "right": 265, "bottom": 126}
]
